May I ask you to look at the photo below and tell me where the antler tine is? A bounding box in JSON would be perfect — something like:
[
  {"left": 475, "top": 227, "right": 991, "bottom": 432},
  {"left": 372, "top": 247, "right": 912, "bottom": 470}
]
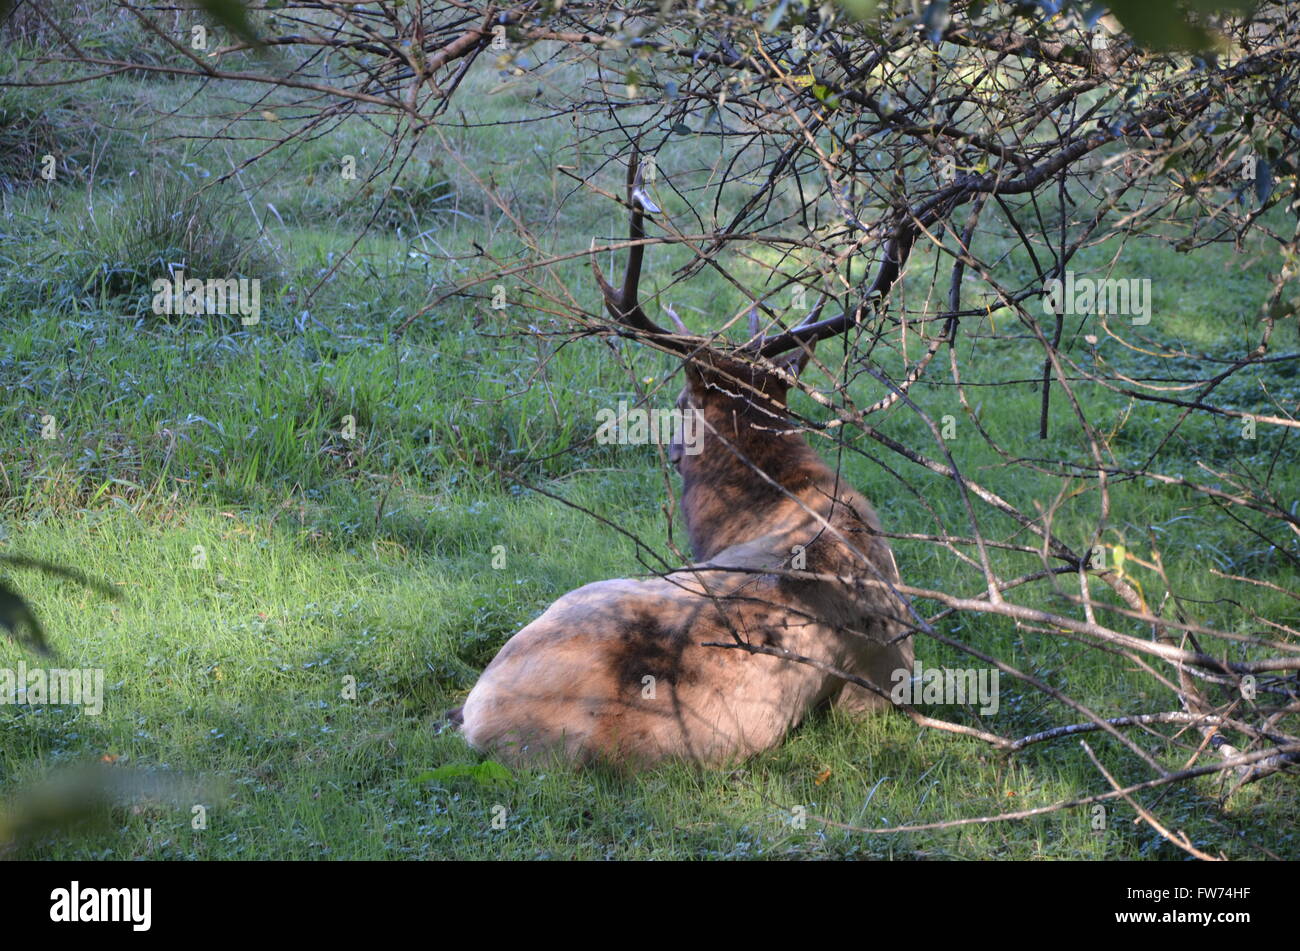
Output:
[
  {"left": 620, "top": 147, "right": 646, "bottom": 317},
  {"left": 628, "top": 156, "right": 661, "bottom": 218},
  {"left": 747, "top": 305, "right": 762, "bottom": 347},
  {"left": 663, "top": 303, "right": 690, "bottom": 334},
  {"left": 741, "top": 293, "right": 823, "bottom": 357},
  {"left": 796, "top": 292, "right": 828, "bottom": 329},
  {"left": 620, "top": 147, "right": 663, "bottom": 318}
]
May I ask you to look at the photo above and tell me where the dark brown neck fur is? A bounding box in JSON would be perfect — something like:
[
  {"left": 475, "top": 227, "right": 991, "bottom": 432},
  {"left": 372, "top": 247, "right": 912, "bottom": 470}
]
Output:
[{"left": 679, "top": 393, "right": 851, "bottom": 561}]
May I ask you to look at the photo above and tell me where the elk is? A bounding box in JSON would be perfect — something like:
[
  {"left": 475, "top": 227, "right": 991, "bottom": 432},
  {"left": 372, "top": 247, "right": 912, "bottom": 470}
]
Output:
[{"left": 458, "top": 151, "right": 914, "bottom": 768}]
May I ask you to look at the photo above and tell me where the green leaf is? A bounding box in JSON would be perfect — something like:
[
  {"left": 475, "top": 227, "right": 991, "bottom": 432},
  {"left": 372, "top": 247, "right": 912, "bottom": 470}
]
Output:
[
  {"left": 1254, "top": 158, "right": 1274, "bottom": 204},
  {"left": 1105, "top": 0, "right": 1220, "bottom": 52},
  {"left": 415, "top": 760, "right": 514, "bottom": 786},
  {"left": 811, "top": 84, "right": 840, "bottom": 109},
  {"left": 836, "top": 0, "right": 879, "bottom": 22},
  {"left": 195, "top": 0, "right": 262, "bottom": 47},
  {"left": 762, "top": 0, "right": 791, "bottom": 33},
  {"left": 922, "top": 0, "right": 949, "bottom": 44},
  {"left": 472, "top": 760, "right": 514, "bottom": 783}
]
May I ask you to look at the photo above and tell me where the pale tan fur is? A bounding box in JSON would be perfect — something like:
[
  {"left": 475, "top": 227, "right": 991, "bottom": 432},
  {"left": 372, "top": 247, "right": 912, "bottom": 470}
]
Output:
[{"left": 460, "top": 385, "right": 913, "bottom": 768}]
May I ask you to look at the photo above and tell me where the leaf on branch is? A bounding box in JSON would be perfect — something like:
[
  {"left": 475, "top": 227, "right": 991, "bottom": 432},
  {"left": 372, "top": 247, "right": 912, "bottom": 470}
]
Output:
[
  {"left": 1254, "top": 158, "right": 1274, "bottom": 203},
  {"left": 1105, "top": 0, "right": 1244, "bottom": 52},
  {"left": 194, "top": 0, "right": 263, "bottom": 48},
  {"left": 835, "top": 0, "right": 879, "bottom": 22},
  {"left": 762, "top": 0, "right": 791, "bottom": 33},
  {"left": 811, "top": 84, "right": 840, "bottom": 108},
  {"left": 922, "top": 0, "right": 950, "bottom": 44}
]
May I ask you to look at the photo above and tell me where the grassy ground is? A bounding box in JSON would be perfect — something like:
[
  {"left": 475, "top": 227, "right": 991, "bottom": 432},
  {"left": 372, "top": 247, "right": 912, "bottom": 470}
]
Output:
[{"left": 1, "top": 14, "right": 1298, "bottom": 859}]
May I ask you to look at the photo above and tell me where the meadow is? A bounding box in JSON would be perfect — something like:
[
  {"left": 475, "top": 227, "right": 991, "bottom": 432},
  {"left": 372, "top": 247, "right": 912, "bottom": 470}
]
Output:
[{"left": 1, "top": 15, "right": 1297, "bottom": 859}]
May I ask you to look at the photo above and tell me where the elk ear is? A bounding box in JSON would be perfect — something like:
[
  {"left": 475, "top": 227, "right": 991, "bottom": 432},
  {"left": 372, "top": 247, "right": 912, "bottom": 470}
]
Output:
[{"left": 683, "top": 359, "right": 707, "bottom": 388}]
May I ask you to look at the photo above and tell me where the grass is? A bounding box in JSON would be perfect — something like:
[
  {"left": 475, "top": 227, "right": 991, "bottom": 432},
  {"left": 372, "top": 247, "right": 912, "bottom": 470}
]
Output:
[{"left": 1, "top": 17, "right": 1297, "bottom": 860}]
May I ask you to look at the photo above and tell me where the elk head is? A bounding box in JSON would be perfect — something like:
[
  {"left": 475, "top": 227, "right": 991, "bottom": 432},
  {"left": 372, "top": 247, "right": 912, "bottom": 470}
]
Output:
[{"left": 591, "top": 150, "right": 837, "bottom": 560}]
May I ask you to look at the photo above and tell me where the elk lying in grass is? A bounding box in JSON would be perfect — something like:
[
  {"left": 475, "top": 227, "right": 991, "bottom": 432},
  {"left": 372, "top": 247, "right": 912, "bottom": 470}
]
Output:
[{"left": 459, "top": 152, "right": 913, "bottom": 768}]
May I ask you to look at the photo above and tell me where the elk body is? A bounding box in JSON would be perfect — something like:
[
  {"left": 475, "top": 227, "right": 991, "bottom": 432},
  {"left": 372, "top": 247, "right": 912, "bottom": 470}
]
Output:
[{"left": 459, "top": 154, "right": 913, "bottom": 768}]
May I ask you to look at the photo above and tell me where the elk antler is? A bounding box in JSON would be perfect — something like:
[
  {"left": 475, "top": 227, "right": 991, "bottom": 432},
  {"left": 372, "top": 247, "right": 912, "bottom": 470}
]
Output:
[
  {"left": 590, "top": 148, "right": 689, "bottom": 349},
  {"left": 758, "top": 227, "right": 917, "bottom": 358},
  {"left": 590, "top": 148, "right": 902, "bottom": 364}
]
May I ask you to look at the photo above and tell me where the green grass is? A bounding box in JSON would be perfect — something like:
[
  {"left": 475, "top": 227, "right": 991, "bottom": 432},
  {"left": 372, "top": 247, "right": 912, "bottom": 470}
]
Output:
[
  {"left": 2, "top": 492, "right": 1294, "bottom": 859},
  {"left": 1, "top": 20, "right": 1297, "bottom": 859}
]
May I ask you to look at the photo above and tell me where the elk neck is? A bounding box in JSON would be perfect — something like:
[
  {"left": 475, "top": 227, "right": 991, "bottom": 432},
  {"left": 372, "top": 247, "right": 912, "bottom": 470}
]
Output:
[{"left": 679, "top": 394, "right": 850, "bottom": 562}]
